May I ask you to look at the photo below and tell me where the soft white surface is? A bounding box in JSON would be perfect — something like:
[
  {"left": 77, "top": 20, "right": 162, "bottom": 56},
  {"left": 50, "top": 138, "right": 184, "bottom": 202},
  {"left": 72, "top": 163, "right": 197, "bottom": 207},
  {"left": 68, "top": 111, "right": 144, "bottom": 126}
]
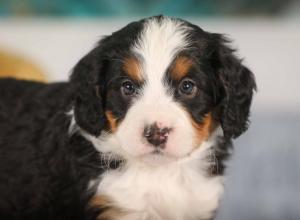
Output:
[{"left": 0, "top": 17, "right": 299, "bottom": 114}]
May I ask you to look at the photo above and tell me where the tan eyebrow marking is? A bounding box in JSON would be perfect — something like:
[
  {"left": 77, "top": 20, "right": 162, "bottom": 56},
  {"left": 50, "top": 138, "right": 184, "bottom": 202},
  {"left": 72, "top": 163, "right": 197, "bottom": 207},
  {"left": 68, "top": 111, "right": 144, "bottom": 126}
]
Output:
[
  {"left": 123, "top": 57, "right": 143, "bottom": 82},
  {"left": 170, "top": 56, "right": 194, "bottom": 80}
]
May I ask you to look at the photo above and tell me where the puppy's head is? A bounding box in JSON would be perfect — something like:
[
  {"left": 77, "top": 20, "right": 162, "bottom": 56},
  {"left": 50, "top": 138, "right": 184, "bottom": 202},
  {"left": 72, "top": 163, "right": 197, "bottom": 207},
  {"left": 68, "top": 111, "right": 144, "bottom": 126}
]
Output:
[{"left": 70, "top": 16, "right": 256, "bottom": 165}]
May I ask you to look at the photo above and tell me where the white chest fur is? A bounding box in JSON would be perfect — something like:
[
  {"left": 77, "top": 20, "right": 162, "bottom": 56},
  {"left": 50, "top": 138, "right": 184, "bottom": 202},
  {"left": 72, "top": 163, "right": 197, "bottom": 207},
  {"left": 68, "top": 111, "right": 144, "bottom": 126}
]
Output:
[{"left": 96, "top": 158, "right": 224, "bottom": 220}]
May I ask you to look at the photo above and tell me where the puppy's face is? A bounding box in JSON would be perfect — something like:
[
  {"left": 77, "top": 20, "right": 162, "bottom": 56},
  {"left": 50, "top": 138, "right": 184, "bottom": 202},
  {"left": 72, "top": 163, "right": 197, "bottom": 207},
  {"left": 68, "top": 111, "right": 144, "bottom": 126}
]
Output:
[
  {"left": 71, "top": 17, "right": 256, "bottom": 165},
  {"left": 105, "top": 56, "right": 214, "bottom": 162}
]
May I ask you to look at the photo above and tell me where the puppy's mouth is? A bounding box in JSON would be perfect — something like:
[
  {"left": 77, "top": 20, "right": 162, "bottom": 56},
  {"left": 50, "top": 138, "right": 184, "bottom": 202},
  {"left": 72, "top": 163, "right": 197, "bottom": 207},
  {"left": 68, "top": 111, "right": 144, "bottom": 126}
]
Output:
[
  {"left": 151, "top": 148, "right": 164, "bottom": 155},
  {"left": 138, "top": 148, "right": 178, "bottom": 165}
]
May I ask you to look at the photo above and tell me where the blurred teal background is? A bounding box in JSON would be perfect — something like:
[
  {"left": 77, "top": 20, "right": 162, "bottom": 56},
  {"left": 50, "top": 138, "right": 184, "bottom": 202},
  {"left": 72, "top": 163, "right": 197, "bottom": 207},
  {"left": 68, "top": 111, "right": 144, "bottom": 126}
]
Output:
[
  {"left": 0, "top": 1, "right": 300, "bottom": 220},
  {"left": 0, "top": 0, "right": 297, "bottom": 17}
]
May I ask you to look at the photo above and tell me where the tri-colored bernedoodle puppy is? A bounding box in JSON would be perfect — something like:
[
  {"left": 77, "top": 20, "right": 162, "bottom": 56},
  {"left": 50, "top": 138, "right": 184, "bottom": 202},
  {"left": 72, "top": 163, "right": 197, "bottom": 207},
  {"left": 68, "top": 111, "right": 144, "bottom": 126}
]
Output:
[{"left": 0, "top": 16, "right": 256, "bottom": 220}]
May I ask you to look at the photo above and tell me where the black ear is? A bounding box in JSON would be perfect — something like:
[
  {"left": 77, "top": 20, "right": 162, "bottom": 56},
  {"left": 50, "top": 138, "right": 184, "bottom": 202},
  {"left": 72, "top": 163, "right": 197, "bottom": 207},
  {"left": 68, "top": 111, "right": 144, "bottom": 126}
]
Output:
[
  {"left": 212, "top": 34, "right": 256, "bottom": 139},
  {"left": 70, "top": 48, "right": 107, "bottom": 136}
]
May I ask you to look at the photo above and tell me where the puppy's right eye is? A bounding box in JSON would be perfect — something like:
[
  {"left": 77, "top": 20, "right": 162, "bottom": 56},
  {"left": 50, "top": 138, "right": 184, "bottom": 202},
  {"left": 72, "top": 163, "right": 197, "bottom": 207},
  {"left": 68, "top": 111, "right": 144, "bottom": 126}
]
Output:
[
  {"left": 121, "top": 80, "right": 136, "bottom": 97},
  {"left": 178, "top": 78, "right": 197, "bottom": 98}
]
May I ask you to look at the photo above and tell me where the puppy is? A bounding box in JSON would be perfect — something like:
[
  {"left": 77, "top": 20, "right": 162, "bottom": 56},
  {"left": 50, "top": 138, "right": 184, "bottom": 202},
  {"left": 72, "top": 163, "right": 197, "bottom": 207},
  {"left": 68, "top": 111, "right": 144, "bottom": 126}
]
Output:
[{"left": 0, "top": 16, "right": 256, "bottom": 220}]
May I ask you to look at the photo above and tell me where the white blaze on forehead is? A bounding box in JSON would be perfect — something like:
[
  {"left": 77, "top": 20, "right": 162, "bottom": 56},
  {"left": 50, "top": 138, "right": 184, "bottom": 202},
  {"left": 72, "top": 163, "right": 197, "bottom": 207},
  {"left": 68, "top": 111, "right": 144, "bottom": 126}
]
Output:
[{"left": 133, "top": 17, "right": 190, "bottom": 83}]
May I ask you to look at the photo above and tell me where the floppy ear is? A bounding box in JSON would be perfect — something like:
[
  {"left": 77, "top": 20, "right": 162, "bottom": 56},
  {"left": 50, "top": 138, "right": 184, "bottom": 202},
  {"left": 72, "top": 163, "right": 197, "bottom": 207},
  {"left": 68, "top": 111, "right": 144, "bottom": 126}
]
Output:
[
  {"left": 212, "top": 34, "right": 256, "bottom": 139},
  {"left": 70, "top": 48, "right": 107, "bottom": 136}
]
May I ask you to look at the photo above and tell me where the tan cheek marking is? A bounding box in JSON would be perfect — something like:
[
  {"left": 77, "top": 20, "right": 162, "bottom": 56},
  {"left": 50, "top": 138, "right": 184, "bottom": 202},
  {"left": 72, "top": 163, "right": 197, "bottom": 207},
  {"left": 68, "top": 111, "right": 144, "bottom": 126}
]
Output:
[
  {"left": 123, "top": 57, "right": 143, "bottom": 82},
  {"left": 89, "top": 195, "right": 127, "bottom": 220},
  {"left": 191, "top": 112, "right": 216, "bottom": 148},
  {"left": 105, "top": 111, "right": 117, "bottom": 133},
  {"left": 171, "top": 56, "right": 194, "bottom": 80}
]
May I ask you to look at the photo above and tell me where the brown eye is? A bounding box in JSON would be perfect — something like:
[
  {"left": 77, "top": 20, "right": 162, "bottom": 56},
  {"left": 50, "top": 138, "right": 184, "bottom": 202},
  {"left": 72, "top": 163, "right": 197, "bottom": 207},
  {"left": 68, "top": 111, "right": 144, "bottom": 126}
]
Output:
[
  {"left": 121, "top": 80, "right": 136, "bottom": 96},
  {"left": 179, "top": 79, "right": 197, "bottom": 97}
]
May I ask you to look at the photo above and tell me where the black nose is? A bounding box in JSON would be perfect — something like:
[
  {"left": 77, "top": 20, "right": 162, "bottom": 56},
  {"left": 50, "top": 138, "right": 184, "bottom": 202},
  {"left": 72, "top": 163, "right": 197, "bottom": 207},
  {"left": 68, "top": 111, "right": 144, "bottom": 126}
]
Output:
[{"left": 143, "top": 123, "right": 172, "bottom": 148}]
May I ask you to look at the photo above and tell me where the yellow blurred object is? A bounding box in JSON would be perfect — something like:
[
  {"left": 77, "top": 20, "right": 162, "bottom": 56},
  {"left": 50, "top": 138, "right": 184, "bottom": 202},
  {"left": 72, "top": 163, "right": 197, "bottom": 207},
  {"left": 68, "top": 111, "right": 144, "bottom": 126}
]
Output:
[{"left": 0, "top": 49, "right": 47, "bottom": 82}]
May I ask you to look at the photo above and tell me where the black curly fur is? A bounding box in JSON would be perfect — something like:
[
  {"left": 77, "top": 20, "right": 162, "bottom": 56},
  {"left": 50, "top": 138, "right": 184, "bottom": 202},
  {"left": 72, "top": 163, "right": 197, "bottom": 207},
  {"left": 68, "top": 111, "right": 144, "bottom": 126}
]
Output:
[{"left": 211, "top": 35, "right": 257, "bottom": 139}]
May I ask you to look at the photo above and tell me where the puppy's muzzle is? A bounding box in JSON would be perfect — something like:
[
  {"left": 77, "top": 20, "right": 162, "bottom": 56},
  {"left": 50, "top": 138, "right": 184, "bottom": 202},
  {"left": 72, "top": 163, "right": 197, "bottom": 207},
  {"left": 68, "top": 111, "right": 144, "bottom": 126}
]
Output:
[{"left": 143, "top": 123, "right": 172, "bottom": 148}]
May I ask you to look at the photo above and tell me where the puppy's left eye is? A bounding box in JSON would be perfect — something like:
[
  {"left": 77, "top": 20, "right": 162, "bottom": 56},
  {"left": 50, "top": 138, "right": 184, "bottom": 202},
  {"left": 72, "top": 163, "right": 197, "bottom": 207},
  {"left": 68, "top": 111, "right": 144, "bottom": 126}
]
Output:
[
  {"left": 121, "top": 80, "right": 136, "bottom": 97},
  {"left": 179, "top": 79, "right": 197, "bottom": 98}
]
